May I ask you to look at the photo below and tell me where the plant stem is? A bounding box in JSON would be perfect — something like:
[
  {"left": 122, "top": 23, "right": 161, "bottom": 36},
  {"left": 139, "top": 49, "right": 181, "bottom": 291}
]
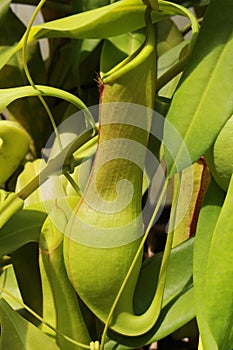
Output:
[
  {"left": 64, "top": 172, "right": 82, "bottom": 197},
  {"left": 156, "top": 55, "right": 187, "bottom": 92},
  {"left": 0, "top": 193, "right": 24, "bottom": 230}
]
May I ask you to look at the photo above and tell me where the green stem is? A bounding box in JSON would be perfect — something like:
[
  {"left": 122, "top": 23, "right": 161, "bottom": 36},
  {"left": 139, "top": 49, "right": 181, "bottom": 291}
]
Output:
[
  {"left": 181, "top": 17, "right": 203, "bottom": 36},
  {"left": 0, "top": 193, "right": 24, "bottom": 230},
  {"left": 64, "top": 172, "right": 82, "bottom": 197},
  {"left": 156, "top": 55, "right": 187, "bottom": 92}
]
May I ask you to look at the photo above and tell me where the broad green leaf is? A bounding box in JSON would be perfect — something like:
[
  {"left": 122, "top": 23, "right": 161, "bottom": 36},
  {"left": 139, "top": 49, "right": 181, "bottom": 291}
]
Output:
[
  {"left": 194, "top": 176, "right": 233, "bottom": 349},
  {"left": 164, "top": 0, "right": 233, "bottom": 176},
  {"left": 205, "top": 114, "right": 233, "bottom": 192},
  {"left": 0, "top": 298, "right": 60, "bottom": 350},
  {"left": 29, "top": 0, "right": 163, "bottom": 40},
  {"left": 0, "top": 0, "right": 198, "bottom": 71},
  {"left": 193, "top": 178, "right": 225, "bottom": 349},
  {"left": 0, "top": 209, "right": 47, "bottom": 256}
]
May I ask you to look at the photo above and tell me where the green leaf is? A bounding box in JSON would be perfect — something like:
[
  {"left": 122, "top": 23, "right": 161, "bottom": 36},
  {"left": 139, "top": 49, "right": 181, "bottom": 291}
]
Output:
[
  {"left": 164, "top": 0, "right": 233, "bottom": 176},
  {"left": 30, "top": 0, "right": 162, "bottom": 40},
  {"left": 193, "top": 178, "right": 225, "bottom": 342},
  {"left": 0, "top": 209, "right": 47, "bottom": 256},
  {"left": 0, "top": 298, "right": 60, "bottom": 350},
  {"left": 194, "top": 176, "right": 233, "bottom": 349},
  {"left": 0, "top": 0, "right": 197, "bottom": 71}
]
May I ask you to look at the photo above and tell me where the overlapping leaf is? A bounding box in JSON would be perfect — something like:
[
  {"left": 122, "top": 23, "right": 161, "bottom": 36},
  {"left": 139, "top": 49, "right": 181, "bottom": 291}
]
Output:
[
  {"left": 0, "top": 209, "right": 47, "bottom": 257},
  {"left": 164, "top": 0, "right": 233, "bottom": 177},
  {"left": 0, "top": 298, "right": 60, "bottom": 350},
  {"left": 194, "top": 177, "right": 233, "bottom": 349}
]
